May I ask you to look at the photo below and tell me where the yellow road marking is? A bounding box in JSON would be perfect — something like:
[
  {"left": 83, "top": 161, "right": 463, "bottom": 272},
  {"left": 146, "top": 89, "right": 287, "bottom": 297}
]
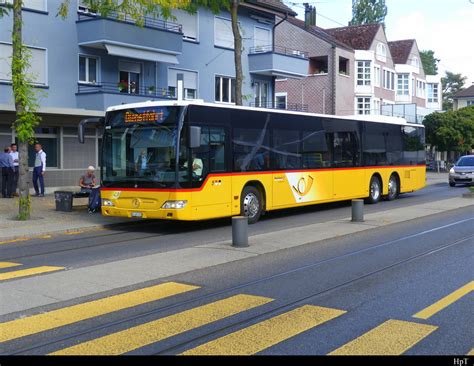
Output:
[
  {"left": 328, "top": 319, "right": 437, "bottom": 355},
  {"left": 182, "top": 305, "right": 346, "bottom": 355},
  {"left": 0, "top": 262, "right": 22, "bottom": 269},
  {"left": 0, "top": 282, "right": 199, "bottom": 343},
  {"left": 0, "top": 237, "right": 29, "bottom": 245},
  {"left": 413, "top": 281, "right": 474, "bottom": 320},
  {"left": 468, "top": 348, "right": 474, "bottom": 355},
  {"left": 0, "top": 266, "right": 64, "bottom": 281},
  {"left": 50, "top": 294, "right": 273, "bottom": 355}
]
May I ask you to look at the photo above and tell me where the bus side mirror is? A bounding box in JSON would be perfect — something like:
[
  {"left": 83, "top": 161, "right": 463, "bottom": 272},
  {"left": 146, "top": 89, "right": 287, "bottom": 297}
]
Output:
[
  {"left": 78, "top": 117, "right": 104, "bottom": 144},
  {"left": 189, "top": 126, "right": 201, "bottom": 149}
]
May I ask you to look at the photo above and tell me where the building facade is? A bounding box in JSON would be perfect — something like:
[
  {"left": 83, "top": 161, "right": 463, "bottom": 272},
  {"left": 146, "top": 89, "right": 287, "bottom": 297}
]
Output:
[
  {"left": 453, "top": 84, "right": 474, "bottom": 110},
  {"left": 0, "top": 0, "right": 308, "bottom": 190},
  {"left": 274, "top": 17, "right": 355, "bottom": 115}
]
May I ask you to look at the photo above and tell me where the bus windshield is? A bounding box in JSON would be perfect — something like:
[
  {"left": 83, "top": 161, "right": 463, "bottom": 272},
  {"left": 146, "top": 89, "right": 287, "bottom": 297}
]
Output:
[{"left": 101, "top": 106, "right": 188, "bottom": 188}]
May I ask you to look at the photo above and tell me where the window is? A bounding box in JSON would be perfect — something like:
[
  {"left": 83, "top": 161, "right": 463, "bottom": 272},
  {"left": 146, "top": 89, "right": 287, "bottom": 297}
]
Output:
[
  {"left": 79, "top": 55, "right": 98, "bottom": 84},
  {"left": 233, "top": 127, "right": 270, "bottom": 171},
  {"left": 302, "top": 130, "right": 330, "bottom": 168},
  {"left": 363, "top": 124, "right": 403, "bottom": 166},
  {"left": 77, "top": 0, "right": 96, "bottom": 14},
  {"left": 272, "top": 129, "right": 301, "bottom": 169},
  {"left": 383, "top": 70, "right": 394, "bottom": 90},
  {"left": 376, "top": 43, "right": 387, "bottom": 62},
  {"left": 374, "top": 99, "right": 381, "bottom": 114},
  {"left": 412, "top": 57, "right": 420, "bottom": 69},
  {"left": 275, "top": 93, "right": 287, "bottom": 110},
  {"left": 254, "top": 27, "right": 271, "bottom": 51},
  {"left": 357, "top": 61, "right": 371, "bottom": 86},
  {"left": 416, "top": 80, "right": 426, "bottom": 98},
  {"left": 215, "top": 76, "right": 235, "bottom": 103},
  {"left": 118, "top": 61, "right": 141, "bottom": 94},
  {"left": 0, "top": 43, "right": 47, "bottom": 85},
  {"left": 356, "top": 97, "right": 371, "bottom": 115},
  {"left": 467, "top": 100, "right": 474, "bottom": 106},
  {"left": 191, "top": 126, "right": 226, "bottom": 182},
  {"left": 331, "top": 132, "right": 360, "bottom": 167},
  {"left": 374, "top": 65, "right": 381, "bottom": 87},
  {"left": 397, "top": 74, "right": 409, "bottom": 96},
  {"left": 1, "top": 0, "right": 46, "bottom": 11},
  {"left": 309, "top": 56, "right": 328, "bottom": 74},
  {"left": 168, "top": 68, "right": 198, "bottom": 99},
  {"left": 173, "top": 9, "right": 198, "bottom": 41},
  {"left": 214, "top": 17, "right": 234, "bottom": 49},
  {"left": 254, "top": 81, "right": 269, "bottom": 108},
  {"left": 339, "top": 57, "right": 349, "bottom": 75},
  {"left": 412, "top": 77, "right": 415, "bottom": 95},
  {"left": 427, "top": 83, "right": 438, "bottom": 103},
  {"left": 23, "top": 127, "right": 59, "bottom": 168}
]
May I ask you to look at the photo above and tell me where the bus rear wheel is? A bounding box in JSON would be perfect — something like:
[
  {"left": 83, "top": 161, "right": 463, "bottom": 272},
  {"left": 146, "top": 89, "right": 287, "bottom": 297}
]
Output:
[
  {"left": 386, "top": 174, "right": 400, "bottom": 201},
  {"left": 240, "top": 186, "right": 262, "bottom": 224},
  {"left": 366, "top": 175, "right": 382, "bottom": 204}
]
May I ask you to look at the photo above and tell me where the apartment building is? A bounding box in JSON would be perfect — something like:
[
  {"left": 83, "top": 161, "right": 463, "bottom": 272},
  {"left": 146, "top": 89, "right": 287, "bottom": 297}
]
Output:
[
  {"left": 274, "top": 17, "right": 355, "bottom": 115},
  {"left": 326, "top": 23, "right": 396, "bottom": 116},
  {"left": 453, "top": 83, "right": 474, "bottom": 111},
  {"left": 0, "top": 0, "right": 308, "bottom": 189}
]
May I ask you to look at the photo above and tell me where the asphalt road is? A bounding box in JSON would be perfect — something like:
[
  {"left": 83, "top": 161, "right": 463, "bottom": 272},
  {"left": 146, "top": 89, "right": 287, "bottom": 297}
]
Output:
[
  {"left": 0, "top": 182, "right": 473, "bottom": 356},
  {"left": 0, "top": 181, "right": 466, "bottom": 270}
]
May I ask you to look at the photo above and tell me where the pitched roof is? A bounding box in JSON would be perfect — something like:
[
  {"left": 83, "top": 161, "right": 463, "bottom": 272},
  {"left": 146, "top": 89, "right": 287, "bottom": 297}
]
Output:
[
  {"left": 387, "top": 39, "right": 415, "bottom": 64},
  {"left": 453, "top": 84, "right": 474, "bottom": 98},
  {"left": 325, "top": 23, "right": 381, "bottom": 50},
  {"left": 248, "top": 0, "right": 297, "bottom": 16},
  {"left": 286, "top": 17, "right": 354, "bottom": 52}
]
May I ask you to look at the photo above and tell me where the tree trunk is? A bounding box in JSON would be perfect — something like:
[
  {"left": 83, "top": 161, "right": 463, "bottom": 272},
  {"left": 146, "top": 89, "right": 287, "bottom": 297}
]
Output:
[
  {"left": 12, "top": 1, "right": 31, "bottom": 220},
  {"left": 230, "top": 0, "right": 243, "bottom": 106}
]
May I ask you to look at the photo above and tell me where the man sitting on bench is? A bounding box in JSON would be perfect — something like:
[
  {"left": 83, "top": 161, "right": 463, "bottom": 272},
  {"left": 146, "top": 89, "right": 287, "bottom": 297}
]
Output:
[{"left": 79, "top": 166, "right": 97, "bottom": 195}]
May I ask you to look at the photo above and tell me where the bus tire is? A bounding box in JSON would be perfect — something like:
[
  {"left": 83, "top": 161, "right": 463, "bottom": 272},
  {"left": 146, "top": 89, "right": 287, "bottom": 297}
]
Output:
[
  {"left": 366, "top": 175, "right": 382, "bottom": 204},
  {"left": 240, "top": 186, "right": 262, "bottom": 224},
  {"left": 386, "top": 174, "right": 400, "bottom": 201}
]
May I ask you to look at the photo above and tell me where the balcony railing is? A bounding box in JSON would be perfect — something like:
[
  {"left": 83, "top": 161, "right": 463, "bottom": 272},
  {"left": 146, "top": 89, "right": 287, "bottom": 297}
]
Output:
[
  {"left": 249, "top": 45, "right": 309, "bottom": 59},
  {"left": 249, "top": 102, "right": 309, "bottom": 112},
  {"left": 77, "top": 11, "right": 182, "bottom": 33},
  {"left": 77, "top": 82, "right": 176, "bottom": 99}
]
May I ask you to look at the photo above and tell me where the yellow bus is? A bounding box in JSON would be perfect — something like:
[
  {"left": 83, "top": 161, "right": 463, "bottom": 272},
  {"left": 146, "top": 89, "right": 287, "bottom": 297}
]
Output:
[{"left": 79, "top": 101, "right": 426, "bottom": 223}]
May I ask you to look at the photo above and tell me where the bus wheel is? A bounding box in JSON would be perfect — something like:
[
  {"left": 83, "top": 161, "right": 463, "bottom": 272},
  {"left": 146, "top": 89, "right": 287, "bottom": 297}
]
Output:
[
  {"left": 241, "top": 186, "right": 262, "bottom": 224},
  {"left": 387, "top": 174, "right": 400, "bottom": 201},
  {"left": 366, "top": 176, "right": 382, "bottom": 204}
]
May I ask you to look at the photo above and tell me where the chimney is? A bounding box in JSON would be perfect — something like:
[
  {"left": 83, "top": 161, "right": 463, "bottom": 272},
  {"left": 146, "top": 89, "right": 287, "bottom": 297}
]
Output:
[{"left": 304, "top": 3, "right": 316, "bottom": 27}]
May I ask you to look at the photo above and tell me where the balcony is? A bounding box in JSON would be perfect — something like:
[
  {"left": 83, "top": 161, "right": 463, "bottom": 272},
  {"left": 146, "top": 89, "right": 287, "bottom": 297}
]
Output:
[
  {"left": 248, "top": 45, "right": 309, "bottom": 79},
  {"left": 76, "top": 82, "right": 176, "bottom": 111},
  {"left": 76, "top": 13, "right": 183, "bottom": 63}
]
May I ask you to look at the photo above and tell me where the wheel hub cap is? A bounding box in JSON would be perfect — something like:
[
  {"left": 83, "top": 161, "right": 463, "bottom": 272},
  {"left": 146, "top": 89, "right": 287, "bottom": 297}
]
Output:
[{"left": 243, "top": 193, "right": 259, "bottom": 218}]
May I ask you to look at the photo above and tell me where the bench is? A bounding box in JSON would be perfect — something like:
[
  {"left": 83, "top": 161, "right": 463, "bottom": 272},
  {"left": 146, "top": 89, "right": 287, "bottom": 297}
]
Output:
[{"left": 54, "top": 191, "right": 90, "bottom": 212}]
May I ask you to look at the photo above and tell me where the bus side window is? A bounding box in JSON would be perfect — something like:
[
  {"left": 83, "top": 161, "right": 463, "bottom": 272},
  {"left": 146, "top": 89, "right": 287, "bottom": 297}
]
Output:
[
  {"left": 332, "top": 132, "right": 360, "bottom": 168},
  {"left": 302, "top": 130, "right": 330, "bottom": 168}
]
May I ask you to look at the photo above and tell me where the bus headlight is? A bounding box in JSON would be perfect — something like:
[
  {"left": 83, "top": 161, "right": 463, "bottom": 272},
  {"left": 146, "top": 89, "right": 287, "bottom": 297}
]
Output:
[
  {"left": 102, "top": 199, "right": 114, "bottom": 207},
  {"left": 161, "top": 200, "right": 187, "bottom": 209}
]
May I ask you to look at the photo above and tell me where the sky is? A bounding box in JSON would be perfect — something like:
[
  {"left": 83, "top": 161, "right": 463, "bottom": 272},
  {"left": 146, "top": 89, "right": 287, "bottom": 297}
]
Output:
[{"left": 285, "top": 0, "right": 474, "bottom": 85}]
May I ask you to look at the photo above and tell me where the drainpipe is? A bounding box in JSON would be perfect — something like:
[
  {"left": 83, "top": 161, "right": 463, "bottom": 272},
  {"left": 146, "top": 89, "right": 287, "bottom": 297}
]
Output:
[
  {"left": 331, "top": 45, "right": 336, "bottom": 115},
  {"left": 272, "top": 12, "right": 288, "bottom": 108}
]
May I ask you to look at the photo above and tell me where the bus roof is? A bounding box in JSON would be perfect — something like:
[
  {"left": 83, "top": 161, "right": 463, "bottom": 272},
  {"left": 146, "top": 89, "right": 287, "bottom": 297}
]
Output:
[{"left": 106, "top": 100, "right": 423, "bottom": 128}]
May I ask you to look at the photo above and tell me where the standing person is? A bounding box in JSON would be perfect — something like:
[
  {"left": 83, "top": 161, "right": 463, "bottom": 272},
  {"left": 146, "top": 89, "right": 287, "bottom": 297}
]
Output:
[
  {"left": 9, "top": 143, "right": 19, "bottom": 196},
  {"left": 33, "top": 143, "right": 46, "bottom": 197},
  {"left": 0, "top": 147, "right": 14, "bottom": 198}
]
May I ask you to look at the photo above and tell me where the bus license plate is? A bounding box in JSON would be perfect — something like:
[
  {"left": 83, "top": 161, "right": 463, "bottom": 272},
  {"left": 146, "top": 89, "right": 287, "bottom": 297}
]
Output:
[{"left": 131, "top": 212, "right": 143, "bottom": 218}]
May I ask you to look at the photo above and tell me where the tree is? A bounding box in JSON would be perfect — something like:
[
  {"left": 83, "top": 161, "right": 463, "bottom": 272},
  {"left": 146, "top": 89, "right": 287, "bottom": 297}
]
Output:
[
  {"left": 350, "top": 0, "right": 387, "bottom": 26},
  {"left": 420, "top": 50, "right": 440, "bottom": 75},
  {"left": 424, "top": 105, "right": 474, "bottom": 155},
  {"left": 442, "top": 71, "right": 467, "bottom": 111}
]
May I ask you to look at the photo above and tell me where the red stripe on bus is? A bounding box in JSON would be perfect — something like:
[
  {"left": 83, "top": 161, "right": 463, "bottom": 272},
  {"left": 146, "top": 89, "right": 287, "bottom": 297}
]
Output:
[{"left": 100, "top": 164, "right": 425, "bottom": 193}]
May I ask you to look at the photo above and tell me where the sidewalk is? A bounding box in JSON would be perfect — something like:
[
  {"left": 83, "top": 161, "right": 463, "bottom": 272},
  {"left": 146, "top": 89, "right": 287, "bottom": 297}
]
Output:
[
  {"left": 0, "top": 195, "right": 128, "bottom": 242},
  {"left": 1, "top": 195, "right": 472, "bottom": 316},
  {"left": 0, "top": 172, "right": 449, "bottom": 242}
]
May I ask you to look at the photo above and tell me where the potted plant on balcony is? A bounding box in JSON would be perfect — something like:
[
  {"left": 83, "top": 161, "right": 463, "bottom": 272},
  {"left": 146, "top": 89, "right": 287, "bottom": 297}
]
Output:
[
  {"left": 118, "top": 80, "right": 128, "bottom": 92},
  {"left": 147, "top": 86, "right": 156, "bottom": 95}
]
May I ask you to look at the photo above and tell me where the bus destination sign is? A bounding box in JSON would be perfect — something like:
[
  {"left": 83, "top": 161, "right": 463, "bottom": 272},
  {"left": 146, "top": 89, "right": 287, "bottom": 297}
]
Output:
[{"left": 124, "top": 110, "right": 165, "bottom": 124}]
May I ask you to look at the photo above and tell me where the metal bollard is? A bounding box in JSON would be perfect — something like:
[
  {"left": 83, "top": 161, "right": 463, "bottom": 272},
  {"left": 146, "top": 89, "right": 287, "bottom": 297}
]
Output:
[
  {"left": 351, "top": 199, "right": 364, "bottom": 222},
  {"left": 232, "top": 216, "right": 249, "bottom": 247}
]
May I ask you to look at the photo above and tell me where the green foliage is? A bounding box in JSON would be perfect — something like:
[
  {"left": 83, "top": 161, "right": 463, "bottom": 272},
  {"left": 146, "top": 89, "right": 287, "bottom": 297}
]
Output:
[
  {"left": 350, "top": 0, "right": 387, "bottom": 26},
  {"left": 424, "top": 105, "right": 474, "bottom": 153},
  {"left": 11, "top": 32, "right": 41, "bottom": 143},
  {"left": 16, "top": 195, "right": 31, "bottom": 220},
  {"left": 442, "top": 71, "right": 467, "bottom": 111},
  {"left": 420, "top": 50, "right": 439, "bottom": 76}
]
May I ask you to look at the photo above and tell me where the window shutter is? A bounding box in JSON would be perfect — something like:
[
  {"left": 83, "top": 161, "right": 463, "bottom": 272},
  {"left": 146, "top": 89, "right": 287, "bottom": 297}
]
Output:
[
  {"left": 0, "top": 43, "right": 11, "bottom": 81},
  {"left": 174, "top": 9, "right": 198, "bottom": 40},
  {"left": 119, "top": 61, "right": 141, "bottom": 74},
  {"left": 23, "top": 0, "right": 46, "bottom": 11},
  {"left": 168, "top": 69, "right": 197, "bottom": 90},
  {"left": 254, "top": 27, "right": 271, "bottom": 48},
  {"left": 215, "top": 18, "right": 234, "bottom": 49},
  {"left": 0, "top": 44, "right": 46, "bottom": 85}
]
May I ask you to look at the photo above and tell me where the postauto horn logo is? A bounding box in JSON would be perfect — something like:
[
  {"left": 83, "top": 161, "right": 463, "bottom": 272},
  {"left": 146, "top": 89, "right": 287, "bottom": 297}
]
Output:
[{"left": 286, "top": 173, "right": 316, "bottom": 203}]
